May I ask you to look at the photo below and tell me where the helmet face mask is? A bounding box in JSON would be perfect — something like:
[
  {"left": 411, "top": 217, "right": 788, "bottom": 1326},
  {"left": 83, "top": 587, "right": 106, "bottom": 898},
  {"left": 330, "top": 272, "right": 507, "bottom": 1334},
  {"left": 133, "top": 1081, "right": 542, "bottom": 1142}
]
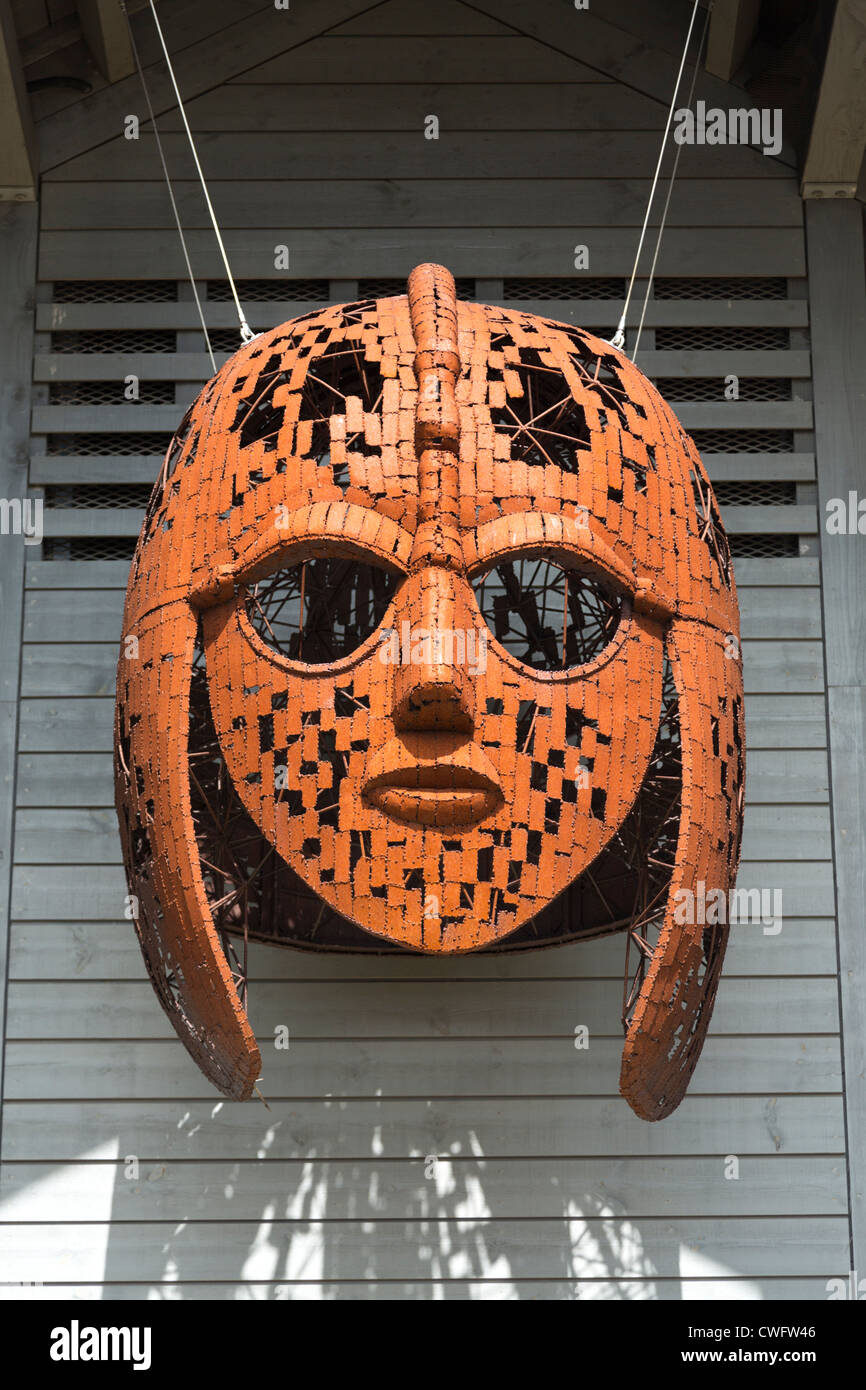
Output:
[{"left": 115, "top": 264, "right": 744, "bottom": 1118}]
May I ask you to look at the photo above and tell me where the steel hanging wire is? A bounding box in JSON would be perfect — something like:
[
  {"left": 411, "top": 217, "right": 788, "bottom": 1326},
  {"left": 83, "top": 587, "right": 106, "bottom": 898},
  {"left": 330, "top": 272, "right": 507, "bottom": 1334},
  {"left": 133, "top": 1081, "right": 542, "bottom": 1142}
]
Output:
[
  {"left": 608, "top": 0, "right": 704, "bottom": 354},
  {"left": 124, "top": 0, "right": 256, "bottom": 348},
  {"left": 631, "top": 0, "right": 714, "bottom": 361},
  {"left": 146, "top": 1, "right": 256, "bottom": 344},
  {"left": 120, "top": 1, "right": 216, "bottom": 371}
]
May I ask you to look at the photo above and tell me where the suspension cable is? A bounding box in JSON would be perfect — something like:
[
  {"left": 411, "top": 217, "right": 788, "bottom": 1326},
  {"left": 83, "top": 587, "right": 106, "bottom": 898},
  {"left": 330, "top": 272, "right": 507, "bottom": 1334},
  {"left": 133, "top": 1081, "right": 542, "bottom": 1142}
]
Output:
[
  {"left": 608, "top": 0, "right": 703, "bottom": 353},
  {"left": 144, "top": 0, "right": 255, "bottom": 345},
  {"left": 120, "top": 1, "right": 216, "bottom": 371},
  {"left": 632, "top": 0, "right": 714, "bottom": 361}
]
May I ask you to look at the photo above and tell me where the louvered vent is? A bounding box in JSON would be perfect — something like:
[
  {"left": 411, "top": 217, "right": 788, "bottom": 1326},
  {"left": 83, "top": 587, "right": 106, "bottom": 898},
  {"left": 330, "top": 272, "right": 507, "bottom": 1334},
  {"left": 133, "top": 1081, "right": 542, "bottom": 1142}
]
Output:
[
  {"left": 729, "top": 534, "right": 799, "bottom": 557},
  {"left": 656, "top": 377, "right": 792, "bottom": 402},
  {"left": 35, "top": 277, "right": 810, "bottom": 559},
  {"left": 42, "top": 537, "right": 139, "bottom": 560},
  {"left": 46, "top": 433, "right": 173, "bottom": 456},
  {"left": 51, "top": 281, "right": 178, "bottom": 302},
  {"left": 49, "top": 381, "right": 177, "bottom": 405},
  {"left": 654, "top": 277, "right": 789, "bottom": 300},
  {"left": 45, "top": 485, "right": 153, "bottom": 510},
  {"left": 504, "top": 277, "right": 626, "bottom": 300},
  {"left": 691, "top": 429, "right": 794, "bottom": 453},
  {"left": 714, "top": 481, "right": 797, "bottom": 507},
  {"left": 50, "top": 330, "right": 177, "bottom": 353},
  {"left": 655, "top": 326, "right": 791, "bottom": 350},
  {"left": 206, "top": 329, "right": 249, "bottom": 354},
  {"left": 358, "top": 277, "right": 474, "bottom": 299},
  {"left": 206, "top": 279, "right": 329, "bottom": 301}
]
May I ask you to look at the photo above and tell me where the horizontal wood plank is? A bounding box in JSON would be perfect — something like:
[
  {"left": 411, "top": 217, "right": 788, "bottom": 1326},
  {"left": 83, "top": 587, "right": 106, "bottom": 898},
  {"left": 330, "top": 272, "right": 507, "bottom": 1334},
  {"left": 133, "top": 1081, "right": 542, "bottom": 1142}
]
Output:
[
  {"left": 6, "top": 917, "right": 839, "bottom": 983},
  {"left": 1, "top": 1035, "right": 843, "bottom": 1102},
  {"left": 0, "top": 1216, "right": 848, "bottom": 1282},
  {"left": 45, "top": 134, "right": 796, "bottom": 185},
  {"left": 40, "top": 180, "right": 806, "bottom": 231},
  {"left": 3, "top": 971, "right": 841, "bottom": 1039},
  {"left": 0, "top": 1095, "right": 846, "bottom": 1159},
  {"left": 37, "top": 227, "right": 807, "bottom": 281},
  {"left": 0, "top": 1277, "right": 840, "bottom": 1299},
  {"left": 231, "top": 36, "right": 613, "bottom": 84}
]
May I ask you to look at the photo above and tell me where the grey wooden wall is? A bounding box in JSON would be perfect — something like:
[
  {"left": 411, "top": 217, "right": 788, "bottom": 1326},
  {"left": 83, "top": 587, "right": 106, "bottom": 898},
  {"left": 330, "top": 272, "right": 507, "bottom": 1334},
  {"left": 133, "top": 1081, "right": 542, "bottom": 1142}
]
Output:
[{"left": 0, "top": 0, "right": 850, "bottom": 1299}]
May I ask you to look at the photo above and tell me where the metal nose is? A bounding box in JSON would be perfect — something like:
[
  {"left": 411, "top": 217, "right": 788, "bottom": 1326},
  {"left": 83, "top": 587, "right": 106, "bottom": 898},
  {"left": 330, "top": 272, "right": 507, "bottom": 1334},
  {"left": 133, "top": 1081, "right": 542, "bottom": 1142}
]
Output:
[{"left": 390, "top": 567, "right": 476, "bottom": 732}]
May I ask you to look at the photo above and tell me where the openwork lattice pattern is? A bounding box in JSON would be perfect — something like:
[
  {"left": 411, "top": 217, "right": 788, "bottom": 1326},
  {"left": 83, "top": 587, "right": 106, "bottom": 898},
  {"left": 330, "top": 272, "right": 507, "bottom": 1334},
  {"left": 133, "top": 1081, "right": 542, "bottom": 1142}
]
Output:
[
  {"left": 730, "top": 533, "right": 798, "bottom": 558},
  {"left": 690, "top": 428, "right": 794, "bottom": 454},
  {"left": 50, "top": 330, "right": 177, "bottom": 354},
  {"left": 655, "top": 326, "right": 791, "bottom": 351},
  {"left": 653, "top": 277, "right": 788, "bottom": 300},
  {"left": 49, "top": 381, "right": 176, "bottom": 406},
  {"left": 655, "top": 376, "right": 792, "bottom": 402},
  {"left": 51, "top": 280, "right": 178, "bottom": 303},
  {"left": 359, "top": 276, "right": 474, "bottom": 299},
  {"left": 245, "top": 560, "right": 401, "bottom": 663},
  {"left": 206, "top": 329, "right": 255, "bottom": 354},
  {"left": 184, "top": 638, "right": 686, "bottom": 963},
  {"left": 474, "top": 559, "right": 623, "bottom": 670},
  {"left": 44, "top": 536, "right": 137, "bottom": 561},
  {"left": 206, "top": 279, "right": 329, "bottom": 302},
  {"left": 713, "top": 480, "right": 797, "bottom": 507},
  {"left": 46, "top": 432, "right": 174, "bottom": 456},
  {"left": 503, "top": 277, "right": 626, "bottom": 300},
  {"left": 46, "top": 484, "right": 153, "bottom": 510},
  {"left": 115, "top": 264, "right": 744, "bottom": 1120}
]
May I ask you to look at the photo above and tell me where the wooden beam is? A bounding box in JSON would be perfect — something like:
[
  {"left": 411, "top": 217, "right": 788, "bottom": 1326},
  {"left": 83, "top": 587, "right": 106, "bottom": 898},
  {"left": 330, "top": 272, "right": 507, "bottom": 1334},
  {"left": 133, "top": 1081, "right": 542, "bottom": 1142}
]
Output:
[
  {"left": 0, "top": 0, "right": 37, "bottom": 200},
  {"left": 0, "top": 203, "right": 38, "bottom": 1125},
  {"left": 38, "top": 0, "right": 398, "bottom": 172},
  {"left": 806, "top": 198, "right": 866, "bottom": 1289},
  {"left": 76, "top": 0, "right": 134, "bottom": 83},
  {"left": 466, "top": 0, "right": 790, "bottom": 134},
  {"left": 802, "top": 0, "right": 866, "bottom": 198},
  {"left": 705, "top": 0, "right": 761, "bottom": 82}
]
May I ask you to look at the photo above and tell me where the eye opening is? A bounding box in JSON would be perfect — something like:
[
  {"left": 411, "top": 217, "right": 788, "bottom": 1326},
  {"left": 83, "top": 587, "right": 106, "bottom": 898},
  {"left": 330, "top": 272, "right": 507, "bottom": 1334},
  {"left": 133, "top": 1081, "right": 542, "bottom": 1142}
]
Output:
[
  {"left": 241, "top": 551, "right": 403, "bottom": 666},
  {"left": 229, "top": 334, "right": 385, "bottom": 479},
  {"left": 472, "top": 551, "right": 627, "bottom": 672}
]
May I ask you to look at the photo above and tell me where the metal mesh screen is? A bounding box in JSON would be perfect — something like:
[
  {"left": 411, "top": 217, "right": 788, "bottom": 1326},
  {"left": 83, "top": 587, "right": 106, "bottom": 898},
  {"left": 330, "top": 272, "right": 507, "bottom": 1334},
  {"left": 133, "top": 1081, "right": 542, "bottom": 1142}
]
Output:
[
  {"left": 42, "top": 537, "right": 138, "bottom": 560},
  {"left": 46, "top": 433, "right": 173, "bottom": 456},
  {"left": 655, "top": 326, "right": 791, "bottom": 350},
  {"left": 655, "top": 377, "right": 792, "bottom": 402},
  {"left": 36, "top": 277, "right": 808, "bottom": 559},
  {"left": 50, "top": 330, "right": 177, "bottom": 354},
  {"left": 358, "top": 277, "right": 474, "bottom": 299},
  {"left": 690, "top": 429, "right": 794, "bottom": 453},
  {"left": 45, "top": 484, "right": 152, "bottom": 510},
  {"left": 51, "top": 281, "right": 178, "bottom": 302},
  {"left": 713, "top": 480, "right": 798, "bottom": 507},
  {"left": 205, "top": 329, "right": 251, "bottom": 354},
  {"left": 206, "top": 279, "right": 330, "bottom": 302},
  {"left": 653, "top": 277, "right": 789, "bottom": 300},
  {"left": 730, "top": 534, "right": 799, "bottom": 557},
  {"left": 49, "top": 381, "right": 177, "bottom": 405},
  {"left": 504, "top": 277, "right": 626, "bottom": 300}
]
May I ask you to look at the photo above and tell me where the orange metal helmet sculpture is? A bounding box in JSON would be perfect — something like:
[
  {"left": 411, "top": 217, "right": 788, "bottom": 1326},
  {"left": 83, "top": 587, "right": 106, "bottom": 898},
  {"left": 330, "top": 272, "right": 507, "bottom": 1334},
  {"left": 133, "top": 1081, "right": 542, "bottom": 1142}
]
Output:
[{"left": 115, "top": 264, "right": 744, "bottom": 1120}]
